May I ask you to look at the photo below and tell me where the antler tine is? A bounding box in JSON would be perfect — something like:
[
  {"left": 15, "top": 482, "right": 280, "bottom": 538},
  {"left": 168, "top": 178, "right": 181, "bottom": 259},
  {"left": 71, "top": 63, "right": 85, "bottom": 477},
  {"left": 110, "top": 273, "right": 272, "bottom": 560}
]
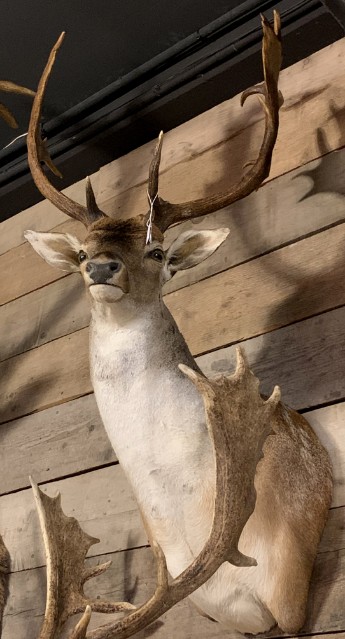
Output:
[
  {"left": 77, "top": 353, "right": 278, "bottom": 639},
  {"left": 0, "top": 80, "right": 35, "bottom": 128},
  {"left": 69, "top": 606, "right": 92, "bottom": 639},
  {"left": 27, "top": 33, "right": 104, "bottom": 227},
  {"left": 30, "top": 477, "right": 135, "bottom": 639},
  {"left": 152, "top": 11, "right": 282, "bottom": 233},
  {"left": 148, "top": 130, "right": 163, "bottom": 202}
]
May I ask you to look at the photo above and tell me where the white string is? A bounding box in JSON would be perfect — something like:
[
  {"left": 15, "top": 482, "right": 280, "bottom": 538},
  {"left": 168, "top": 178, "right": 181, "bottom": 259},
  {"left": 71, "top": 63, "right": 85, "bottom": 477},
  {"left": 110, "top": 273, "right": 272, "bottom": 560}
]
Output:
[
  {"left": 3, "top": 130, "right": 28, "bottom": 149},
  {"left": 146, "top": 190, "right": 158, "bottom": 245}
]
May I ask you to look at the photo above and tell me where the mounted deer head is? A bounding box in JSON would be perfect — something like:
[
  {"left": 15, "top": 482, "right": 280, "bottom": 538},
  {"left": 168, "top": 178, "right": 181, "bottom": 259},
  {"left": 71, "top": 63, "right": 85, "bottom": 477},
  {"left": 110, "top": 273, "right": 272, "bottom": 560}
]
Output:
[
  {"left": 25, "top": 12, "right": 282, "bottom": 307},
  {"left": 24, "top": 11, "right": 332, "bottom": 639}
]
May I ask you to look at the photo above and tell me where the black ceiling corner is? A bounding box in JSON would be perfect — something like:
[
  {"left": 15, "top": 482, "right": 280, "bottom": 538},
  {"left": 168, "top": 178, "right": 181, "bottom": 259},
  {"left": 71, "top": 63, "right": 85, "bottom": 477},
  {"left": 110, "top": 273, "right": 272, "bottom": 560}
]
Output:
[{"left": 0, "top": 0, "right": 344, "bottom": 221}]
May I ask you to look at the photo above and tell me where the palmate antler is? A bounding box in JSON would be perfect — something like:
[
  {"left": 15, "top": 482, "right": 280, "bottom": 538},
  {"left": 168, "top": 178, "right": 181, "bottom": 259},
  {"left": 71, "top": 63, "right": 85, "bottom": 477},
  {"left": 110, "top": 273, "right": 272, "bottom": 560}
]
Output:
[
  {"left": 32, "top": 348, "right": 280, "bottom": 639},
  {"left": 27, "top": 12, "right": 282, "bottom": 232},
  {"left": 30, "top": 478, "right": 135, "bottom": 639},
  {"left": 0, "top": 533, "right": 10, "bottom": 635}
]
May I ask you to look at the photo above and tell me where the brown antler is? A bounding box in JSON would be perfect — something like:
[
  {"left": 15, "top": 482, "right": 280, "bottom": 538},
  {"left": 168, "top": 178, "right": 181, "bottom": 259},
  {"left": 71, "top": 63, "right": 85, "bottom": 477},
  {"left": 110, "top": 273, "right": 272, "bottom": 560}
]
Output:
[
  {"left": 0, "top": 534, "right": 10, "bottom": 635},
  {"left": 30, "top": 477, "right": 135, "bottom": 639},
  {"left": 0, "top": 80, "right": 35, "bottom": 128},
  {"left": 32, "top": 348, "right": 280, "bottom": 639},
  {"left": 148, "top": 11, "right": 283, "bottom": 232},
  {"left": 26, "top": 32, "right": 105, "bottom": 227}
]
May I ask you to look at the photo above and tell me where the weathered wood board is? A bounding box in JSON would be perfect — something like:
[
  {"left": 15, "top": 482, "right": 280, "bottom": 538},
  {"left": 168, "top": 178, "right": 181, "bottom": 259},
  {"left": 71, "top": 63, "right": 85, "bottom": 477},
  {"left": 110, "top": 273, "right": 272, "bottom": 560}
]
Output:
[
  {"left": 0, "top": 394, "right": 115, "bottom": 494},
  {"left": 0, "top": 465, "right": 147, "bottom": 572},
  {"left": 198, "top": 306, "right": 345, "bottom": 411}
]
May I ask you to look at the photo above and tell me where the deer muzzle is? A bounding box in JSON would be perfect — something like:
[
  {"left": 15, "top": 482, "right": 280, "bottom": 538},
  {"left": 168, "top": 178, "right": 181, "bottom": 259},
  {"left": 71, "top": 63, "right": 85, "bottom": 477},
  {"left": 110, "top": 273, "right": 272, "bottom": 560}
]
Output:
[{"left": 86, "top": 260, "right": 121, "bottom": 284}]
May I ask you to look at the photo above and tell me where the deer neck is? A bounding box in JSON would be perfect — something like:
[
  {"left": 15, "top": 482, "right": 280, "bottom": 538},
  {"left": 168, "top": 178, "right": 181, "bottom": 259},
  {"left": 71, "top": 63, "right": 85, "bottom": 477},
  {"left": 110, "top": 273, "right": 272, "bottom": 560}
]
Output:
[
  {"left": 89, "top": 295, "right": 208, "bottom": 497},
  {"left": 89, "top": 295, "right": 198, "bottom": 375}
]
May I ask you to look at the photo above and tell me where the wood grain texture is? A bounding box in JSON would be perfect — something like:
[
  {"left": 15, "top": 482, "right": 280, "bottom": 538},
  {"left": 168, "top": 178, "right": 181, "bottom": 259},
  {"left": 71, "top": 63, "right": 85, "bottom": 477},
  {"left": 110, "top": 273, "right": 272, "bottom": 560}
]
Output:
[
  {"left": 198, "top": 306, "right": 345, "bottom": 412},
  {"left": 0, "top": 465, "right": 147, "bottom": 573},
  {"left": 166, "top": 222, "right": 345, "bottom": 356},
  {"left": 0, "top": 392, "right": 345, "bottom": 508},
  {"left": 3, "top": 145, "right": 345, "bottom": 358},
  {"left": 0, "top": 273, "right": 89, "bottom": 362},
  {"left": 3, "top": 540, "right": 345, "bottom": 638},
  {"left": 0, "top": 327, "right": 90, "bottom": 423},
  {"left": 0, "top": 393, "right": 115, "bottom": 494}
]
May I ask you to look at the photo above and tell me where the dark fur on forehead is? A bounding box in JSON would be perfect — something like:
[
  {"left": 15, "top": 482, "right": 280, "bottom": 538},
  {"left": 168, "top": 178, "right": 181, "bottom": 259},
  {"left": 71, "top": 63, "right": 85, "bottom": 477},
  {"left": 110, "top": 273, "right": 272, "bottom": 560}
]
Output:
[{"left": 86, "top": 215, "right": 164, "bottom": 246}]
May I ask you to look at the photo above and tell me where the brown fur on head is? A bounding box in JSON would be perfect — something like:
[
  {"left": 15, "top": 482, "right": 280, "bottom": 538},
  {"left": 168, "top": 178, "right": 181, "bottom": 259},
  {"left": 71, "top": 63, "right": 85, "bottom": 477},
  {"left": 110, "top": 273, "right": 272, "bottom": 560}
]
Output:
[{"left": 24, "top": 215, "right": 229, "bottom": 307}]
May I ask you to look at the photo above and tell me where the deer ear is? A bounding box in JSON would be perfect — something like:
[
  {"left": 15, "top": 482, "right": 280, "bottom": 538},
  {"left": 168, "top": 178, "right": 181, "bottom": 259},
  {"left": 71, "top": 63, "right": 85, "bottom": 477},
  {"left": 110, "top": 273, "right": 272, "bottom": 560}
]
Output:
[
  {"left": 24, "top": 230, "right": 82, "bottom": 272},
  {"left": 165, "top": 228, "right": 230, "bottom": 276}
]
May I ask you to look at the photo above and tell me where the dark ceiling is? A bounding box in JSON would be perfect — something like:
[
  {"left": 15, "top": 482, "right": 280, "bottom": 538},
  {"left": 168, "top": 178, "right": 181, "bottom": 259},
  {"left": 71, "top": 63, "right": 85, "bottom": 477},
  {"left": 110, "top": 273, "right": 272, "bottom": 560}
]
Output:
[{"left": 0, "top": 0, "right": 344, "bottom": 220}]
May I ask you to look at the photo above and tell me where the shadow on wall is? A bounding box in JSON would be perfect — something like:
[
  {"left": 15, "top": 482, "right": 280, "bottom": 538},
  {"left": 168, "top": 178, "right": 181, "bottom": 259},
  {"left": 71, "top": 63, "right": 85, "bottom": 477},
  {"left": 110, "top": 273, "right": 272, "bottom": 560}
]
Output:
[
  {"left": 0, "top": 535, "right": 10, "bottom": 638},
  {"left": 0, "top": 274, "right": 86, "bottom": 426},
  {"left": 204, "top": 105, "right": 345, "bottom": 634}
]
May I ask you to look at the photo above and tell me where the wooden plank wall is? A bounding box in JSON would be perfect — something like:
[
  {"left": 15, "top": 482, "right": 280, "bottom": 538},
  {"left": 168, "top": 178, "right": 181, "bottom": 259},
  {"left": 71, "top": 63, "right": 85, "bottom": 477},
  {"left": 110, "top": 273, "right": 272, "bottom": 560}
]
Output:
[{"left": 1, "top": 34, "right": 345, "bottom": 639}]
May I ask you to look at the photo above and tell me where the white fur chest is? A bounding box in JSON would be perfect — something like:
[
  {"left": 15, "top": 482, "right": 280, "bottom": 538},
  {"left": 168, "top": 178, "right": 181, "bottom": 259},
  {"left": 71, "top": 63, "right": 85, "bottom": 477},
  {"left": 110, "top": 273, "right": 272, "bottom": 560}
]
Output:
[{"left": 90, "top": 316, "right": 215, "bottom": 567}]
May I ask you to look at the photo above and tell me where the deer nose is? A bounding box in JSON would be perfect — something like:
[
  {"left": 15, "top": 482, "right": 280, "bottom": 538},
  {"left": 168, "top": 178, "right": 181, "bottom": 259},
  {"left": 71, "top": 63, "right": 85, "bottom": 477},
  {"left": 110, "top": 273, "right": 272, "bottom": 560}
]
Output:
[{"left": 86, "top": 261, "right": 121, "bottom": 284}]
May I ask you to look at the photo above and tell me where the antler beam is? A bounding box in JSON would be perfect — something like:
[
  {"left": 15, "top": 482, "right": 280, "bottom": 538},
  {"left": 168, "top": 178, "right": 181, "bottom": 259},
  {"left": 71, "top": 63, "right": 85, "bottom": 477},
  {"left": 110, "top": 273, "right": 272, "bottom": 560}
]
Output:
[
  {"left": 26, "top": 33, "right": 104, "bottom": 227},
  {"left": 149, "top": 11, "right": 283, "bottom": 232}
]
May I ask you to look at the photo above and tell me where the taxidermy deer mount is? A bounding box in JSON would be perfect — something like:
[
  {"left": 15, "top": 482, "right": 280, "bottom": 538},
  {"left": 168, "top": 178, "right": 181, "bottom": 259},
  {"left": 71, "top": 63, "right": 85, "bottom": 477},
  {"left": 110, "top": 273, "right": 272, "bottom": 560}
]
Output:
[{"left": 23, "top": 11, "right": 332, "bottom": 639}]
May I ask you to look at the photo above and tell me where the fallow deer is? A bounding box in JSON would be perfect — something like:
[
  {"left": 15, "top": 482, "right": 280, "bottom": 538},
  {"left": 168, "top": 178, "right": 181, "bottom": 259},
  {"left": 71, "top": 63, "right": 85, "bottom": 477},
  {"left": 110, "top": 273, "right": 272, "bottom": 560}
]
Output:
[{"left": 24, "top": 13, "right": 332, "bottom": 639}]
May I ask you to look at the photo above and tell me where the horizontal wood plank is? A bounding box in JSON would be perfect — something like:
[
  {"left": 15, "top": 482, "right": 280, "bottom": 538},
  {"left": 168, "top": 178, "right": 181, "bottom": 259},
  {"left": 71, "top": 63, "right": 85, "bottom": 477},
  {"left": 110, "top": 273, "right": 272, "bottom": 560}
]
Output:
[
  {"left": 0, "top": 327, "right": 90, "bottom": 423},
  {"left": 1, "top": 299, "right": 344, "bottom": 427},
  {"left": 197, "top": 306, "right": 345, "bottom": 412},
  {"left": 0, "top": 273, "right": 89, "bottom": 362},
  {"left": 3, "top": 146, "right": 345, "bottom": 360},
  {"left": 0, "top": 465, "right": 147, "bottom": 573},
  {"left": 167, "top": 222, "right": 345, "bottom": 356},
  {"left": 0, "top": 394, "right": 115, "bottom": 494},
  {"left": 3, "top": 541, "right": 345, "bottom": 638}
]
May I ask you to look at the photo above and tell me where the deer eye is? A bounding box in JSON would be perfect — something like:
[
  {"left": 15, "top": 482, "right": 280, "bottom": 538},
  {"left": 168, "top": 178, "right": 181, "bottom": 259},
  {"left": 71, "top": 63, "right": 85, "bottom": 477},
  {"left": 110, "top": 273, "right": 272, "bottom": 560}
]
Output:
[
  {"left": 149, "top": 248, "right": 164, "bottom": 263},
  {"left": 78, "top": 250, "right": 88, "bottom": 263}
]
